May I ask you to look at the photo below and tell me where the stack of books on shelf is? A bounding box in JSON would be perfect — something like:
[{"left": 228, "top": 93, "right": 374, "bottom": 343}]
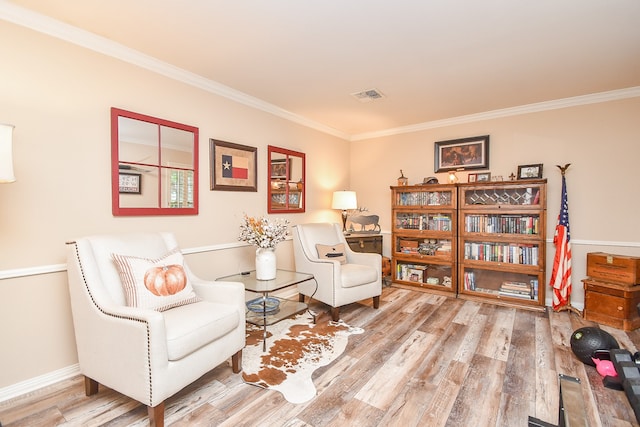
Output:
[
  {"left": 498, "top": 281, "right": 534, "bottom": 300},
  {"left": 436, "top": 239, "right": 452, "bottom": 254},
  {"left": 399, "top": 239, "right": 419, "bottom": 254}
]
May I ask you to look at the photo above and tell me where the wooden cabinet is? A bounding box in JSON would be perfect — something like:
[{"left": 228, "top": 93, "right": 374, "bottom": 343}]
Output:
[
  {"left": 345, "top": 234, "right": 382, "bottom": 255},
  {"left": 390, "top": 184, "right": 457, "bottom": 295},
  {"left": 457, "top": 179, "right": 547, "bottom": 310},
  {"left": 583, "top": 279, "right": 640, "bottom": 331}
]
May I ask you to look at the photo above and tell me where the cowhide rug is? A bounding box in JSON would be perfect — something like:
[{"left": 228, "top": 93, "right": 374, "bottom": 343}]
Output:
[{"left": 242, "top": 314, "right": 363, "bottom": 404}]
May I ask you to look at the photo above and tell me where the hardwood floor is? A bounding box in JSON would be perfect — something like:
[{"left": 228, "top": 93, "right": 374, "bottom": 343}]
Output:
[{"left": 2, "top": 286, "right": 640, "bottom": 426}]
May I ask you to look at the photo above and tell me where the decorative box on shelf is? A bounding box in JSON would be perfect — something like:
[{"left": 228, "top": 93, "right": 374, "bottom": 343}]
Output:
[
  {"left": 587, "top": 252, "right": 640, "bottom": 287},
  {"left": 583, "top": 278, "right": 640, "bottom": 331}
]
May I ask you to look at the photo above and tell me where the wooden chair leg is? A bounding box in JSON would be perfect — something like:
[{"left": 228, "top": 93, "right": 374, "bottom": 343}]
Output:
[
  {"left": 331, "top": 307, "right": 340, "bottom": 322},
  {"left": 373, "top": 295, "right": 380, "bottom": 309},
  {"left": 299, "top": 293, "right": 306, "bottom": 303},
  {"left": 231, "top": 349, "right": 242, "bottom": 373},
  {"left": 148, "top": 402, "right": 165, "bottom": 427},
  {"left": 84, "top": 376, "right": 99, "bottom": 396}
]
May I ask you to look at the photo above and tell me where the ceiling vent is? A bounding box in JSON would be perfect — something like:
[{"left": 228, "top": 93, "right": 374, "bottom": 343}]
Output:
[{"left": 351, "top": 88, "right": 385, "bottom": 103}]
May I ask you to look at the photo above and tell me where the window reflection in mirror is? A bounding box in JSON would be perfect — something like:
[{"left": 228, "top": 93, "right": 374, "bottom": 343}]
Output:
[
  {"left": 267, "top": 145, "right": 305, "bottom": 213},
  {"left": 111, "top": 108, "right": 198, "bottom": 216}
]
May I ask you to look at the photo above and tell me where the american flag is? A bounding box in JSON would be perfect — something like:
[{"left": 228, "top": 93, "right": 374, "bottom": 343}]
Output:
[{"left": 550, "top": 174, "right": 572, "bottom": 310}]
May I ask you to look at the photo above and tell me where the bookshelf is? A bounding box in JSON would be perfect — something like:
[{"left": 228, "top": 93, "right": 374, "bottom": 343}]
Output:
[
  {"left": 458, "top": 179, "right": 547, "bottom": 310},
  {"left": 390, "top": 184, "right": 457, "bottom": 295}
]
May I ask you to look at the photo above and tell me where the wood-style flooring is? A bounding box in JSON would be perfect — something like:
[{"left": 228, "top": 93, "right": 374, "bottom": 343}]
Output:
[{"left": 1, "top": 286, "right": 639, "bottom": 426}]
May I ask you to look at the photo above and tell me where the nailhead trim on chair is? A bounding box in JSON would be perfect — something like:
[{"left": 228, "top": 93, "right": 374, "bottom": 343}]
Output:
[{"left": 68, "top": 242, "right": 155, "bottom": 407}]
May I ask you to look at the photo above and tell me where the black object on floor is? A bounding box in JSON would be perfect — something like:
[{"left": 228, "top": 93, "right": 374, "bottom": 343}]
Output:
[{"left": 610, "top": 349, "right": 640, "bottom": 423}]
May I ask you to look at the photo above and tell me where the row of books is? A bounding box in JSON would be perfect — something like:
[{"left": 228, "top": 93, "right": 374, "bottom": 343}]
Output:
[
  {"left": 396, "top": 213, "right": 451, "bottom": 231},
  {"left": 463, "top": 242, "right": 539, "bottom": 265},
  {"left": 398, "top": 239, "right": 452, "bottom": 254},
  {"left": 462, "top": 273, "right": 539, "bottom": 300},
  {"left": 464, "top": 214, "right": 539, "bottom": 235},
  {"left": 396, "top": 191, "right": 452, "bottom": 206}
]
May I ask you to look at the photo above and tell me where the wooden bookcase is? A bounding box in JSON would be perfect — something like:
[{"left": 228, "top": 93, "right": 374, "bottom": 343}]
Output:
[
  {"left": 457, "top": 179, "right": 547, "bottom": 310},
  {"left": 390, "top": 184, "right": 457, "bottom": 295}
]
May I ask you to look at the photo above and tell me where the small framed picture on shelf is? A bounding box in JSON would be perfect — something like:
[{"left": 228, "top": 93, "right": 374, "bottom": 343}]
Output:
[
  {"left": 467, "top": 173, "right": 477, "bottom": 183},
  {"left": 517, "top": 164, "right": 543, "bottom": 180},
  {"left": 476, "top": 172, "right": 491, "bottom": 182}
]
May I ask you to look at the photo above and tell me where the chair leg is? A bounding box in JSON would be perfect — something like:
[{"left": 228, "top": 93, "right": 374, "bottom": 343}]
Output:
[
  {"left": 331, "top": 307, "right": 340, "bottom": 322},
  {"left": 232, "top": 349, "right": 242, "bottom": 373},
  {"left": 84, "top": 376, "right": 99, "bottom": 396},
  {"left": 299, "top": 293, "right": 306, "bottom": 303},
  {"left": 148, "top": 402, "right": 165, "bottom": 427},
  {"left": 373, "top": 295, "right": 380, "bottom": 309}
]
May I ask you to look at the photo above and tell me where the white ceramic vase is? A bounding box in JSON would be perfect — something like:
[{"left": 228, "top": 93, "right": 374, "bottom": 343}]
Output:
[{"left": 255, "top": 247, "right": 276, "bottom": 280}]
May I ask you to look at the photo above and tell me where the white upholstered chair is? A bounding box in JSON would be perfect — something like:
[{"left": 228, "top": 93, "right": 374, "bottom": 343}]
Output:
[
  {"left": 292, "top": 223, "right": 382, "bottom": 321},
  {"left": 66, "top": 232, "right": 245, "bottom": 427}
]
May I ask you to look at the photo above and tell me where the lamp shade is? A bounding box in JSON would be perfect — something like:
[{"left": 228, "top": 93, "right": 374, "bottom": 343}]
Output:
[
  {"left": 332, "top": 191, "right": 357, "bottom": 210},
  {"left": 0, "top": 123, "right": 15, "bottom": 183}
]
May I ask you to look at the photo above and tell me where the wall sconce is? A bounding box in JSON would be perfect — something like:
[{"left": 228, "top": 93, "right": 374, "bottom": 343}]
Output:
[
  {"left": 0, "top": 123, "right": 16, "bottom": 183},
  {"left": 332, "top": 191, "right": 357, "bottom": 233}
]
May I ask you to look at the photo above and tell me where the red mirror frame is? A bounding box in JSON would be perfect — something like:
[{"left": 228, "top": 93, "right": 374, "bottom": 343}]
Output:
[{"left": 111, "top": 108, "right": 199, "bottom": 216}]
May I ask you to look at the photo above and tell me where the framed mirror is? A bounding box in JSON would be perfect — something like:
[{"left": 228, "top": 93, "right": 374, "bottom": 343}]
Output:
[
  {"left": 111, "top": 108, "right": 199, "bottom": 216},
  {"left": 267, "top": 145, "right": 305, "bottom": 213}
]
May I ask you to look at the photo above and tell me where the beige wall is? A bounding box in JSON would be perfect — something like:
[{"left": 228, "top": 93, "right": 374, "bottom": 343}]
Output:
[
  {"left": 1, "top": 19, "right": 640, "bottom": 396},
  {"left": 350, "top": 97, "right": 640, "bottom": 309},
  {"left": 0, "top": 22, "right": 346, "bottom": 390}
]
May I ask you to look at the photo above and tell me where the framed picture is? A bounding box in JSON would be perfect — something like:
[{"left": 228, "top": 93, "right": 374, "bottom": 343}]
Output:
[
  {"left": 210, "top": 139, "right": 257, "bottom": 191},
  {"left": 467, "top": 173, "right": 477, "bottom": 183},
  {"left": 119, "top": 172, "right": 141, "bottom": 194},
  {"left": 270, "top": 158, "right": 289, "bottom": 180},
  {"left": 476, "top": 172, "right": 491, "bottom": 182},
  {"left": 434, "top": 135, "right": 490, "bottom": 172},
  {"left": 517, "top": 164, "right": 543, "bottom": 179}
]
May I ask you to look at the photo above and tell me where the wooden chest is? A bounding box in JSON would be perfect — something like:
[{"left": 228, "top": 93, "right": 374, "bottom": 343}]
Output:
[
  {"left": 587, "top": 252, "right": 640, "bottom": 286},
  {"left": 345, "top": 234, "right": 382, "bottom": 255},
  {"left": 583, "top": 279, "right": 640, "bottom": 331}
]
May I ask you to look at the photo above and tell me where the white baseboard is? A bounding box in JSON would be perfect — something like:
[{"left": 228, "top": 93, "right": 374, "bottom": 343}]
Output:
[{"left": 0, "top": 364, "right": 80, "bottom": 404}]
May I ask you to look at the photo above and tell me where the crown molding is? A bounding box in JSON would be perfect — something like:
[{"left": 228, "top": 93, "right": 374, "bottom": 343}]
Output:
[
  {"left": 2, "top": 2, "right": 639, "bottom": 143},
  {"left": 351, "top": 86, "right": 640, "bottom": 141},
  {"left": 0, "top": 2, "right": 350, "bottom": 141}
]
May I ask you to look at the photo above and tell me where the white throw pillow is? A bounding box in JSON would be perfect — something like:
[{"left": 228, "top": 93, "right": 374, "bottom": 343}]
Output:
[
  {"left": 112, "top": 248, "right": 201, "bottom": 311},
  {"left": 316, "top": 243, "right": 347, "bottom": 264}
]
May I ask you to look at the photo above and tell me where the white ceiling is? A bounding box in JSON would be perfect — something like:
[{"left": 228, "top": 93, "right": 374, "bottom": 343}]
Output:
[{"left": 3, "top": 0, "right": 640, "bottom": 140}]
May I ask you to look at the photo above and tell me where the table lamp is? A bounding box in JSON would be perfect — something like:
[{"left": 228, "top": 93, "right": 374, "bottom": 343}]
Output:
[
  {"left": 332, "top": 191, "right": 357, "bottom": 233},
  {"left": 0, "top": 123, "right": 15, "bottom": 183}
]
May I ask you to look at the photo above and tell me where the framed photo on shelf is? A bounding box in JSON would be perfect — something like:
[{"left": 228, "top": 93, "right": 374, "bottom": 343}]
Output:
[
  {"left": 467, "top": 173, "right": 477, "bottom": 183},
  {"left": 270, "top": 158, "right": 289, "bottom": 180},
  {"left": 210, "top": 139, "right": 257, "bottom": 191},
  {"left": 476, "top": 172, "right": 491, "bottom": 182},
  {"left": 119, "top": 172, "right": 141, "bottom": 194},
  {"left": 517, "top": 164, "right": 543, "bottom": 180},
  {"left": 434, "top": 135, "right": 490, "bottom": 172}
]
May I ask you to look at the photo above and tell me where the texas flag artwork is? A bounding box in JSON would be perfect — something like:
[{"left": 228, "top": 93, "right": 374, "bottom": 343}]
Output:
[{"left": 221, "top": 154, "right": 248, "bottom": 179}]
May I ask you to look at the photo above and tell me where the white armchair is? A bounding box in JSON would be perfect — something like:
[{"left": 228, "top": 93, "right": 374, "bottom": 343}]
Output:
[
  {"left": 292, "top": 223, "right": 382, "bottom": 321},
  {"left": 66, "top": 232, "right": 245, "bottom": 427}
]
